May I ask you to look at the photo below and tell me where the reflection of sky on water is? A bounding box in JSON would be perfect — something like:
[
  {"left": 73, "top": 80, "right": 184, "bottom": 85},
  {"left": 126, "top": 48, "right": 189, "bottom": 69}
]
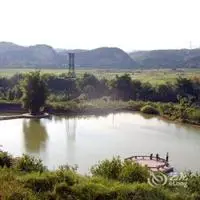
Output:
[{"left": 0, "top": 112, "right": 200, "bottom": 173}]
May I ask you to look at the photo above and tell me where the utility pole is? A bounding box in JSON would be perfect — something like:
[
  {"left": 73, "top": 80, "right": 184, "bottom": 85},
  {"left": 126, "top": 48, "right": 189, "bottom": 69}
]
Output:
[{"left": 68, "top": 53, "right": 75, "bottom": 78}]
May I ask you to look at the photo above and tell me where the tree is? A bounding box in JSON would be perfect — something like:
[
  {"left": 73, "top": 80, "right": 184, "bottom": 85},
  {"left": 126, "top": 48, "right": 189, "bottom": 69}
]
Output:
[
  {"left": 21, "top": 71, "right": 48, "bottom": 115},
  {"left": 112, "top": 74, "right": 132, "bottom": 100},
  {"left": 138, "top": 82, "right": 154, "bottom": 101},
  {"left": 176, "top": 77, "right": 195, "bottom": 97},
  {"left": 79, "top": 73, "right": 100, "bottom": 89},
  {"left": 154, "top": 83, "right": 176, "bottom": 102},
  {"left": 176, "top": 76, "right": 197, "bottom": 104},
  {"left": 83, "top": 85, "right": 96, "bottom": 99},
  {"left": 132, "top": 80, "right": 142, "bottom": 100}
]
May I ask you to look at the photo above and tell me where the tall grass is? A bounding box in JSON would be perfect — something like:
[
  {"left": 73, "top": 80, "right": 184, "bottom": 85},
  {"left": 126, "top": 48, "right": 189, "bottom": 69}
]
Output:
[{"left": 0, "top": 151, "right": 200, "bottom": 199}]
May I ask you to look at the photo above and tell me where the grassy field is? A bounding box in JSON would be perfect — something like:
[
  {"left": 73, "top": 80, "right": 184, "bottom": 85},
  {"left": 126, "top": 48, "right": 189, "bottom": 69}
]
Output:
[{"left": 1, "top": 68, "right": 200, "bottom": 85}]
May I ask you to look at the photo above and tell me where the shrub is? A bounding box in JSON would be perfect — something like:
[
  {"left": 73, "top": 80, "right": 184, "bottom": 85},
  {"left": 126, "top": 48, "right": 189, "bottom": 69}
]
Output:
[
  {"left": 48, "top": 101, "right": 80, "bottom": 113},
  {"left": 101, "top": 96, "right": 111, "bottom": 102},
  {"left": 56, "top": 167, "right": 78, "bottom": 186},
  {"left": 73, "top": 182, "right": 111, "bottom": 200},
  {"left": 140, "top": 105, "right": 159, "bottom": 115},
  {"left": 20, "top": 168, "right": 78, "bottom": 194},
  {"left": 191, "top": 193, "right": 200, "bottom": 200},
  {"left": 0, "top": 152, "right": 199, "bottom": 200},
  {"left": 186, "top": 108, "right": 200, "bottom": 123},
  {"left": 73, "top": 181, "right": 169, "bottom": 200},
  {"left": 158, "top": 103, "right": 175, "bottom": 115},
  {"left": 15, "top": 154, "right": 46, "bottom": 173},
  {"left": 20, "top": 172, "right": 58, "bottom": 192},
  {"left": 0, "top": 151, "right": 13, "bottom": 168},
  {"left": 128, "top": 101, "right": 144, "bottom": 111},
  {"left": 119, "top": 160, "right": 149, "bottom": 183},
  {"left": 115, "top": 184, "right": 169, "bottom": 200},
  {"left": 54, "top": 182, "right": 73, "bottom": 199},
  {"left": 42, "top": 192, "right": 56, "bottom": 200},
  {"left": 75, "top": 93, "right": 88, "bottom": 101},
  {"left": 91, "top": 157, "right": 149, "bottom": 184},
  {"left": 7, "top": 191, "right": 36, "bottom": 200},
  {"left": 0, "top": 174, "right": 36, "bottom": 200},
  {"left": 186, "top": 173, "right": 200, "bottom": 193},
  {"left": 91, "top": 157, "right": 123, "bottom": 180}
]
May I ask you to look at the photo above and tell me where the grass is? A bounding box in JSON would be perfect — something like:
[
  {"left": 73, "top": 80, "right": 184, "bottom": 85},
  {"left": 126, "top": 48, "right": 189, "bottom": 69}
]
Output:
[
  {"left": 47, "top": 99, "right": 128, "bottom": 115},
  {"left": 0, "top": 152, "right": 199, "bottom": 200},
  {"left": 1, "top": 98, "right": 200, "bottom": 126},
  {"left": 47, "top": 100, "right": 200, "bottom": 126},
  {"left": 1, "top": 68, "right": 200, "bottom": 85}
]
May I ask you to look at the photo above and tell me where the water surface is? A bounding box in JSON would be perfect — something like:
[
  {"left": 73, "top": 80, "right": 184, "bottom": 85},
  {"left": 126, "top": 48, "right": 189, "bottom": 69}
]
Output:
[{"left": 0, "top": 112, "right": 200, "bottom": 173}]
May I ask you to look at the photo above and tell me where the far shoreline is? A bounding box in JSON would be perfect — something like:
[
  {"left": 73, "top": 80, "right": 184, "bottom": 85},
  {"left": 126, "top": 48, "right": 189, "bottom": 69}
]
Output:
[{"left": 0, "top": 100, "right": 200, "bottom": 128}]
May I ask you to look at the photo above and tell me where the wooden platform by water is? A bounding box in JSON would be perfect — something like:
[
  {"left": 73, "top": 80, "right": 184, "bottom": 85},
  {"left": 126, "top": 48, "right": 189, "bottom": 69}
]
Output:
[
  {"left": 125, "top": 155, "right": 173, "bottom": 173},
  {"left": 0, "top": 113, "right": 50, "bottom": 120}
]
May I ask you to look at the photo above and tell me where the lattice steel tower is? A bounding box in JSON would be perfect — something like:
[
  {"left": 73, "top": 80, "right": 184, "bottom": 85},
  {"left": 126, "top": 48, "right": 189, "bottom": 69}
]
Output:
[{"left": 68, "top": 53, "right": 75, "bottom": 78}]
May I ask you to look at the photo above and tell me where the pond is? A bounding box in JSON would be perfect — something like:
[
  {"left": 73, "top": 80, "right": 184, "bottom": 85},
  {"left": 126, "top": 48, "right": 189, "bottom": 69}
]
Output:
[{"left": 0, "top": 112, "right": 200, "bottom": 173}]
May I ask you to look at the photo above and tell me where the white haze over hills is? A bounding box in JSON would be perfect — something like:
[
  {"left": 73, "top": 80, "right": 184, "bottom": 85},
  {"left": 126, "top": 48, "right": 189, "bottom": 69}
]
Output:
[{"left": 0, "top": 0, "right": 200, "bottom": 51}]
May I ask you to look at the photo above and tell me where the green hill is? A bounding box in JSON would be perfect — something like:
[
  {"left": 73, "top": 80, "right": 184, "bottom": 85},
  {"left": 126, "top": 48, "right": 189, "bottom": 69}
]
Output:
[
  {"left": 129, "top": 49, "right": 200, "bottom": 68},
  {"left": 0, "top": 42, "right": 138, "bottom": 69}
]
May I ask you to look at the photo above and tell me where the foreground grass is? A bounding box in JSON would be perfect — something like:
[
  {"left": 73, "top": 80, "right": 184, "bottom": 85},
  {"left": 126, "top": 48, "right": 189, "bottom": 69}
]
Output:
[{"left": 0, "top": 152, "right": 200, "bottom": 200}]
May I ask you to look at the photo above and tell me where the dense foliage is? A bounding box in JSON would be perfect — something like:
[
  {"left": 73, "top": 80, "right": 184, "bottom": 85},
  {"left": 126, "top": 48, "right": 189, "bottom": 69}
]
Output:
[
  {"left": 20, "top": 71, "right": 48, "bottom": 114},
  {"left": 0, "top": 151, "right": 200, "bottom": 200},
  {"left": 1, "top": 72, "right": 200, "bottom": 103},
  {"left": 140, "top": 105, "right": 159, "bottom": 115},
  {"left": 91, "top": 156, "right": 149, "bottom": 183}
]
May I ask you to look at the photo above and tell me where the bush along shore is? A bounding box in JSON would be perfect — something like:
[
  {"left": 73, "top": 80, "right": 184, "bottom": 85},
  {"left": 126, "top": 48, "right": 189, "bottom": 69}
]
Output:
[
  {"left": 0, "top": 151, "right": 200, "bottom": 200},
  {"left": 47, "top": 100, "right": 200, "bottom": 126},
  {"left": 1, "top": 99, "right": 200, "bottom": 126}
]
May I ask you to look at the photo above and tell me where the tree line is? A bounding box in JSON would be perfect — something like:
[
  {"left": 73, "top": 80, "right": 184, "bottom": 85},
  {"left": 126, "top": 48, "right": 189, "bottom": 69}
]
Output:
[{"left": 0, "top": 72, "right": 200, "bottom": 105}]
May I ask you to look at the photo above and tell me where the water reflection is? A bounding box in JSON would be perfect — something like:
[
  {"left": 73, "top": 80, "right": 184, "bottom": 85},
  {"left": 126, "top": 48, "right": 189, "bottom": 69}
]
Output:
[
  {"left": 23, "top": 119, "right": 48, "bottom": 154},
  {"left": 4, "top": 112, "right": 198, "bottom": 172},
  {"left": 65, "top": 118, "right": 77, "bottom": 141},
  {"left": 141, "top": 114, "right": 156, "bottom": 120}
]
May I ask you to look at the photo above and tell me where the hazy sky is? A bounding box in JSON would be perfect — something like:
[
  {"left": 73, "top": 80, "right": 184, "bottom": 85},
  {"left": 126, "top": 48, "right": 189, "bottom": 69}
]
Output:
[{"left": 0, "top": 0, "right": 200, "bottom": 51}]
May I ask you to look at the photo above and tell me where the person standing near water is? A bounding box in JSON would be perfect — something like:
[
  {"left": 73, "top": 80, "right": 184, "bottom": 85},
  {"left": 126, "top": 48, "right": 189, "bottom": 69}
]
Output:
[
  {"left": 166, "top": 152, "right": 169, "bottom": 162},
  {"left": 156, "top": 153, "right": 159, "bottom": 161}
]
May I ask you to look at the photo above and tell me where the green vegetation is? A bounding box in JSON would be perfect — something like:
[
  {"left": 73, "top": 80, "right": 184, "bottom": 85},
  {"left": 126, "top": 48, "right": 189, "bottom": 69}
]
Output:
[
  {"left": 91, "top": 156, "right": 149, "bottom": 183},
  {"left": 20, "top": 71, "right": 48, "bottom": 115},
  {"left": 140, "top": 105, "right": 160, "bottom": 115},
  {"left": 47, "top": 100, "right": 200, "bottom": 125},
  {"left": 0, "top": 151, "right": 199, "bottom": 199},
  {"left": 0, "top": 68, "right": 200, "bottom": 84},
  {"left": 0, "top": 70, "right": 200, "bottom": 125}
]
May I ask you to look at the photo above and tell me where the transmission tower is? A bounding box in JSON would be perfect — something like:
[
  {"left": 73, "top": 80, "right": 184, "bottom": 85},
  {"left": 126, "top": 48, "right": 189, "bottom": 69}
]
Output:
[{"left": 68, "top": 53, "right": 76, "bottom": 78}]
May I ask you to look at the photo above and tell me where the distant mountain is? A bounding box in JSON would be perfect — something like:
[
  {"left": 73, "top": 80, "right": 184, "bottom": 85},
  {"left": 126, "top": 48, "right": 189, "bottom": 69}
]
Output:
[
  {"left": 0, "top": 42, "right": 61, "bottom": 68},
  {"left": 129, "top": 49, "right": 200, "bottom": 68},
  {"left": 0, "top": 42, "right": 25, "bottom": 53},
  {"left": 56, "top": 47, "right": 138, "bottom": 68},
  {"left": 0, "top": 42, "right": 137, "bottom": 69},
  {"left": 74, "top": 47, "right": 137, "bottom": 68},
  {"left": 3, "top": 41, "right": 200, "bottom": 69}
]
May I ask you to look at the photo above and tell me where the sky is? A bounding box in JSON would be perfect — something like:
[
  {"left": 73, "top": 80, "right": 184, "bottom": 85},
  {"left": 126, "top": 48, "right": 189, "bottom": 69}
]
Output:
[{"left": 0, "top": 0, "right": 200, "bottom": 51}]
